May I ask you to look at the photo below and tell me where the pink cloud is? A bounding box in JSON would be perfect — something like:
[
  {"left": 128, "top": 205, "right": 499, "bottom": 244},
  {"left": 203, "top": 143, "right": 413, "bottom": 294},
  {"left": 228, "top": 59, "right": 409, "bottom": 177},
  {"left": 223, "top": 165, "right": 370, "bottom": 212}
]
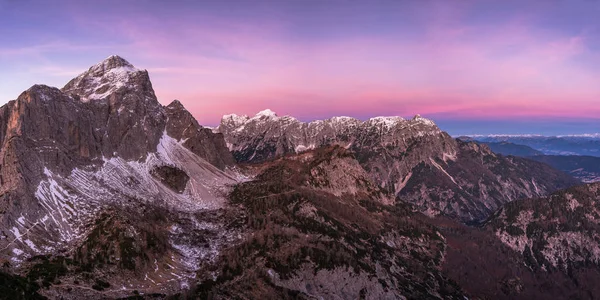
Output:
[
  {"left": 20, "top": 3, "right": 599, "bottom": 125},
  {"left": 146, "top": 19, "right": 600, "bottom": 124}
]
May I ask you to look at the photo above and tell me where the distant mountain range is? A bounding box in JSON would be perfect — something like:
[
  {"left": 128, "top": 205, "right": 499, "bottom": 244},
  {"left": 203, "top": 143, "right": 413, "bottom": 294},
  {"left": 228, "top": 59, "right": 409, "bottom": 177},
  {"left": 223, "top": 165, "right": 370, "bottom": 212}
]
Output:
[
  {"left": 459, "top": 139, "right": 544, "bottom": 156},
  {"left": 461, "top": 136, "right": 600, "bottom": 183},
  {"left": 528, "top": 155, "right": 600, "bottom": 183},
  {"left": 467, "top": 134, "right": 600, "bottom": 156}
]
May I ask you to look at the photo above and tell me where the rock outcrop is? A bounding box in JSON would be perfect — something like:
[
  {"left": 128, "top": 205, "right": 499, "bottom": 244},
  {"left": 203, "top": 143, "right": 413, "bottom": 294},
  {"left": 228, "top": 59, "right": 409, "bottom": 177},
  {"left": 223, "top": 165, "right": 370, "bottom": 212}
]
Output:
[
  {"left": 165, "top": 100, "right": 234, "bottom": 169},
  {"left": 488, "top": 182, "right": 600, "bottom": 272}
]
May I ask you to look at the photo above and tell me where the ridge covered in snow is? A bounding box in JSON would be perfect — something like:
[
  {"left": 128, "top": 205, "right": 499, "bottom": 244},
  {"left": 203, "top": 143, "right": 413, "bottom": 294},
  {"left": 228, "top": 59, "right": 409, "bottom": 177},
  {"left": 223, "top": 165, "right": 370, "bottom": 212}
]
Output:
[
  {"left": 465, "top": 134, "right": 551, "bottom": 138},
  {"left": 367, "top": 116, "right": 405, "bottom": 129},
  {"left": 217, "top": 109, "right": 436, "bottom": 134},
  {"left": 62, "top": 55, "right": 146, "bottom": 101},
  {"left": 253, "top": 109, "right": 277, "bottom": 118},
  {"left": 216, "top": 109, "right": 442, "bottom": 163}
]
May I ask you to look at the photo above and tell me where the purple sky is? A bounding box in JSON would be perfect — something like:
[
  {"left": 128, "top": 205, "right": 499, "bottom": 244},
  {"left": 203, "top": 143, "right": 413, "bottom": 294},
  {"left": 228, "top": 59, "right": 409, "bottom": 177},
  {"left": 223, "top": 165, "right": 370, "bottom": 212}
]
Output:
[{"left": 1, "top": 0, "right": 599, "bottom": 135}]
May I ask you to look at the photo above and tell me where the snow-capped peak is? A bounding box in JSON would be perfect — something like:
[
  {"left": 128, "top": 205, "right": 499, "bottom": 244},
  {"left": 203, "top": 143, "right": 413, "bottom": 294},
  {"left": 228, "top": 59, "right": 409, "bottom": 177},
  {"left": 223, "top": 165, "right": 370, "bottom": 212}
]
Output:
[
  {"left": 330, "top": 116, "right": 356, "bottom": 122},
  {"left": 222, "top": 113, "right": 250, "bottom": 126},
  {"left": 557, "top": 133, "right": 600, "bottom": 138},
  {"left": 91, "top": 55, "right": 137, "bottom": 73},
  {"left": 254, "top": 109, "right": 278, "bottom": 118},
  {"left": 369, "top": 116, "right": 404, "bottom": 124},
  {"left": 328, "top": 116, "right": 360, "bottom": 127},
  {"left": 217, "top": 110, "right": 441, "bottom": 139},
  {"left": 62, "top": 55, "right": 144, "bottom": 102},
  {"left": 365, "top": 116, "right": 405, "bottom": 130}
]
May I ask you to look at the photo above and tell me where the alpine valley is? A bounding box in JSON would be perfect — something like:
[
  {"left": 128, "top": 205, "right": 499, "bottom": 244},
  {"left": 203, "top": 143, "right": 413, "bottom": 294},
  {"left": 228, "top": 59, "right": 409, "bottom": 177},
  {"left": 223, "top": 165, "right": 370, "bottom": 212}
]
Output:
[{"left": 1, "top": 56, "right": 599, "bottom": 300}]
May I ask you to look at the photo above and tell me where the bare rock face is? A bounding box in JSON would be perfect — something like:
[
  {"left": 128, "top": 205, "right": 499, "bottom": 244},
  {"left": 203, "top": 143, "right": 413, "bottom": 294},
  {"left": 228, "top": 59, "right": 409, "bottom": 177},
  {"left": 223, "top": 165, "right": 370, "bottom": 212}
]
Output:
[
  {"left": 165, "top": 100, "right": 234, "bottom": 169},
  {"left": 217, "top": 111, "right": 578, "bottom": 222},
  {"left": 150, "top": 165, "right": 190, "bottom": 193},
  {"left": 399, "top": 140, "right": 580, "bottom": 221},
  {"left": 243, "top": 145, "right": 394, "bottom": 205},
  {"left": 488, "top": 182, "right": 600, "bottom": 273},
  {"left": 62, "top": 55, "right": 166, "bottom": 161}
]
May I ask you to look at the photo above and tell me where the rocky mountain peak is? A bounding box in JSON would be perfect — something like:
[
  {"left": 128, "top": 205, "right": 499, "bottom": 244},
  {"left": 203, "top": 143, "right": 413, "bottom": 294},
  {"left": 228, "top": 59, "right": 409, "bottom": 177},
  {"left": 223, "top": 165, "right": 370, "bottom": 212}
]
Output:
[
  {"left": 411, "top": 114, "right": 436, "bottom": 126},
  {"left": 329, "top": 116, "right": 359, "bottom": 123},
  {"left": 167, "top": 99, "right": 185, "bottom": 110},
  {"left": 221, "top": 113, "right": 250, "bottom": 129},
  {"left": 220, "top": 109, "right": 299, "bottom": 128},
  {"left": 366, "top": 116, "right": 405, "bottom": 129},
  {"left": 96, "top": 55, "right": 135, "bottom": 70},
  {"left": 61, "top": 55, "right": 151, "bottom": 102},
  {"left": 21, "top": 84, "right": 63, "bottom": 103},
  {"left": 253, "top": 109, "right": 278, "bottom": 119},
  {"left": 165, "top": 100, "right": 235, "bottom": 169}
]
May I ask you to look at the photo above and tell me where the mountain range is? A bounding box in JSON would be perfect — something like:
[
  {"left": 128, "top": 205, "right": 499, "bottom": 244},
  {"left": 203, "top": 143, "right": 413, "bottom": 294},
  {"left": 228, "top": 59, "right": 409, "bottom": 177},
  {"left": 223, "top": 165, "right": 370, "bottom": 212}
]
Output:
[
  {"left": 469, "top": 135, "right": 600, "bottom": 157},
  {"left": 217, "top": 110, "right": 577, "bottom": 222},
  {"left": 457, "top": 138, "right": 544, "bottom": 157},
  {"left": 0, "top": 56, "right": 598, "bottom": 299},
  {"left": 528, "top": 155, "right": 600, "bottom": 183},
  {"left": 460, "top": 138, "right": 600, "bottom": 183}
]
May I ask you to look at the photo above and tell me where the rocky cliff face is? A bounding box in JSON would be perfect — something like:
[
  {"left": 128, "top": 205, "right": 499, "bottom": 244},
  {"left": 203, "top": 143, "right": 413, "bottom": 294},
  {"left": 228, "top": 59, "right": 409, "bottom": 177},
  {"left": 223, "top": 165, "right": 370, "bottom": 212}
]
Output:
[
  {"left": 165, "top": 100, "right": 234, "bottom": 169},
  {"left": 400, "top": 140, "right": 580, "bottom": 221},
  {"left": 465, "top": 182, "right": 600, "bottom": 299},
  {"left": 217, "top": 111, "right": 578, "bottom": 222},
  {"left": 488, "top": 182, "right": 600, "bottom": 273},
  {"left": 432, "top": 213, "right": 600, "bottom": 300},
  {"left": 0, "top": 56, "right": 238, "bottom": 297}
]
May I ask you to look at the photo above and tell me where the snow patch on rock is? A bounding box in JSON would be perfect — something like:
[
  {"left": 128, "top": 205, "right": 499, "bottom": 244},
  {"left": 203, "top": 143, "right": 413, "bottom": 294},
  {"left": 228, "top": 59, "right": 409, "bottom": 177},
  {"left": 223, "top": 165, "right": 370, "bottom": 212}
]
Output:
[{"left": 9, "top": 132, "right": 242, "bottom": 264}]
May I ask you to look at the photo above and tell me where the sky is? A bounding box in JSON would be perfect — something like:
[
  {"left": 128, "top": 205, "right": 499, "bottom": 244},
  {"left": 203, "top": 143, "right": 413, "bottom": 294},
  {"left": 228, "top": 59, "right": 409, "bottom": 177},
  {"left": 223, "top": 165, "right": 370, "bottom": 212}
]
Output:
[{"left": 1, "top": 0, "right": 599, "bottom": 135}]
